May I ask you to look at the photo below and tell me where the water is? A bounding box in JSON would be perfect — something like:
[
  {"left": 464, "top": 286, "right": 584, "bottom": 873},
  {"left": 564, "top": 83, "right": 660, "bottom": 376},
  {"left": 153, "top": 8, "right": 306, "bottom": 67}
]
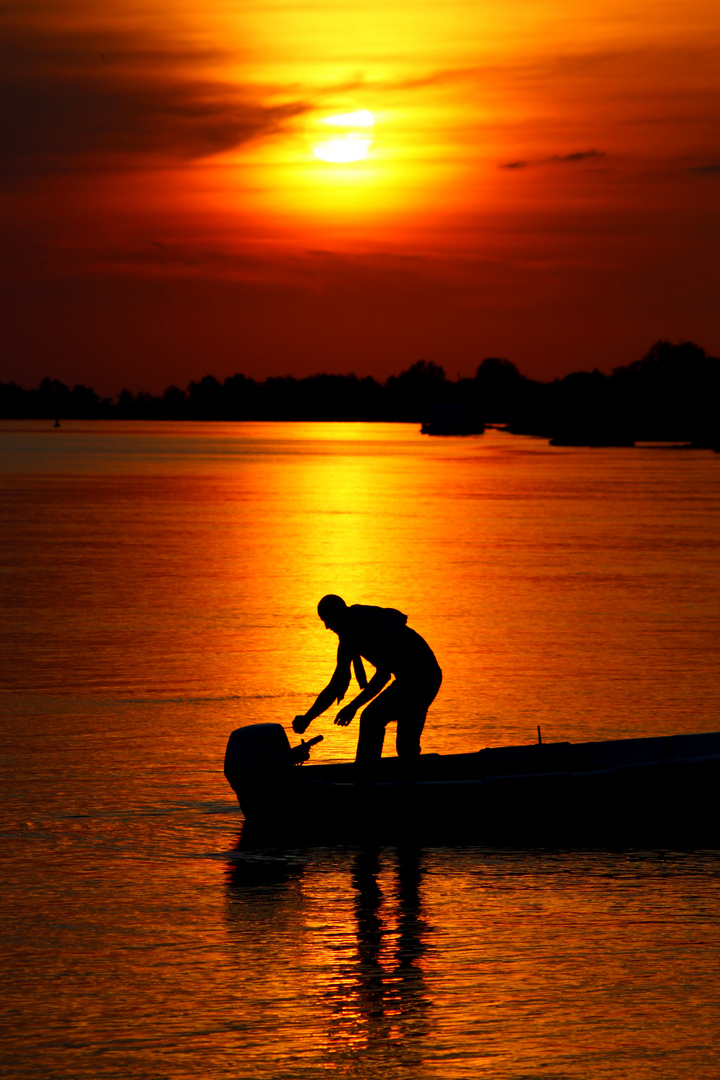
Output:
[{"left": 2, "top": 421, "right": 719, "bottom": 1078}]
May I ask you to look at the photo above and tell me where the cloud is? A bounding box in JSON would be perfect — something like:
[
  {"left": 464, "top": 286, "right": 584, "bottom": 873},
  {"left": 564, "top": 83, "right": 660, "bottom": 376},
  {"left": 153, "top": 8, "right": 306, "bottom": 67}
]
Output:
[
  {"left": 0, "top": 8, "right": 308, "bottom": 174},
  {"left": 110, "top": 241, "right": 270, "bottom": 279},
  {"left": 107, "top": 239, "right": 477, "bottom": 298},
  {"left": 500, "top": 150, "right": 606, "bottom": 170},
  {"left": 689, "top": 163, "right": 720, "bottom": 174},
  {"left": 547, "top": 150, "right": 606, "bottom": 163}
]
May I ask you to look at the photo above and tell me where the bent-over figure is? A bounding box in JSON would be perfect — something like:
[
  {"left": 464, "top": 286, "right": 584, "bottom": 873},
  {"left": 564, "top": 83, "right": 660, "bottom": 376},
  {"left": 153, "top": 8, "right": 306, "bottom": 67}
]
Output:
[{"left": 292, "top": 595, "right": 442, "bottom": 766}]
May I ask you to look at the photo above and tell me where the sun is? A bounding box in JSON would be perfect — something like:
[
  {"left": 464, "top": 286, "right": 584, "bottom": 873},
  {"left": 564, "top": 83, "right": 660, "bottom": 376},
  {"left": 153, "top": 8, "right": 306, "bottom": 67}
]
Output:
[{"left": 310, "top": 110, "right": 375, "bottom": 163}]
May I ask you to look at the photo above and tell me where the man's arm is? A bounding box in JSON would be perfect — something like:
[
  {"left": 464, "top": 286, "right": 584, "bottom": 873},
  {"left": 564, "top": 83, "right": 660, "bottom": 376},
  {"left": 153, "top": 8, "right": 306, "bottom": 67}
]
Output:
[
  {"left": 292, "top": 683, "right": 337, "bottom": 732},
  {"left": 334, "top": 667, "right": 391, "bottom": 726},
  {"left": 292, "top": 644, "right": 352, "bottom": 734}
]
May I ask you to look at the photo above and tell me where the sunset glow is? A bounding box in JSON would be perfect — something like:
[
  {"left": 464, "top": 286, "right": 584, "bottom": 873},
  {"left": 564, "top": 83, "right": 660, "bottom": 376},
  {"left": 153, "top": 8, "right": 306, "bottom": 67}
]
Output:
[
  {"left": 0, "top": 0, "right": 719, "bottom": 391},
  {"left": 311, "top": 110, "right": 375, "bottom": 163}
]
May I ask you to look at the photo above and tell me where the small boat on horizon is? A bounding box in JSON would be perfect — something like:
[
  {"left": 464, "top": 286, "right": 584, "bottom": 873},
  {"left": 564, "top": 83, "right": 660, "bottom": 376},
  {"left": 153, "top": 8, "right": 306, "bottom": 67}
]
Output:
[
  {"left": 420, "top": 401, "right": 485, "bottom": 436},
  {"left": 225, "top": 724, "right": 720, "bottom": 846}
]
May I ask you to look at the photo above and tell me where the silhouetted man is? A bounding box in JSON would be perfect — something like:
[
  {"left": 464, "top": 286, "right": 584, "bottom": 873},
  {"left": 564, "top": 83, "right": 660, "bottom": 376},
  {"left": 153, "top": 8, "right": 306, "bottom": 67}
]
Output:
[{"left": 292, "top": 595, "right": 442, "bottom": 767}]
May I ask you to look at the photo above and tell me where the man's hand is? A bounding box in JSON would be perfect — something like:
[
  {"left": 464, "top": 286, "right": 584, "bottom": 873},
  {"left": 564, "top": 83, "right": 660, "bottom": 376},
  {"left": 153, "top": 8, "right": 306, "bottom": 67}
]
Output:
[
  {"left": 334, "top": 703, "right": 357, "bottom": 727},
  {"left": 293, "top": 714, "right": 311, "bottom": 734}
]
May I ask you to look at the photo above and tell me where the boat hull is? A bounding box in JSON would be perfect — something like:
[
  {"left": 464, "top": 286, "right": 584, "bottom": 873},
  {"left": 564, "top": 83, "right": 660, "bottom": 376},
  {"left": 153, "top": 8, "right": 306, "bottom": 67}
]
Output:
[{"left": 225, "top": 726, "right": 720, "bottom": 846}]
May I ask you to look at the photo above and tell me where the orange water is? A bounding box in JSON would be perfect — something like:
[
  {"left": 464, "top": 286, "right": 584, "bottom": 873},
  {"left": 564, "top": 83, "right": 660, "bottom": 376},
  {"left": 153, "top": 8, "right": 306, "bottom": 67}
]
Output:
[{"left": 1, "top": 421, "right": 719, "bottom": 1078}]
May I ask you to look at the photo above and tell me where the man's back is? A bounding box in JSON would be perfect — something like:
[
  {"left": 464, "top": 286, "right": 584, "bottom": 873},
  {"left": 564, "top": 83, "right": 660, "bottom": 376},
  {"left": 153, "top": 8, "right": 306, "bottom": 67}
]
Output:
[{"left": 342, "top": 604, "right": 439, "bottom": 679}]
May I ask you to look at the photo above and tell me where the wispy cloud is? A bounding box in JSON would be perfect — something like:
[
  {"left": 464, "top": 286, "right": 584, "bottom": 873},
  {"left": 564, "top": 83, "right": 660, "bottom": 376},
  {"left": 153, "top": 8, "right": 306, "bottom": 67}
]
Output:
[
  {"left": 0, "top": 9, "right": 308, "bottom": 174},
  {"left": 500, "top": 150, "right": 606, "bottom": 170},
  {"left": 547, "top": 150, "right": 606, "bottom": 164}
]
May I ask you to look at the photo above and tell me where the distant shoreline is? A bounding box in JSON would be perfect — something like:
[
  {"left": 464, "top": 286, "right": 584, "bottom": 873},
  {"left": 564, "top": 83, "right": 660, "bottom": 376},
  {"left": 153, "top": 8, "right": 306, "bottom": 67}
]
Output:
[{"left": 2, "top": 340, "right": 719, "bottom": 449}]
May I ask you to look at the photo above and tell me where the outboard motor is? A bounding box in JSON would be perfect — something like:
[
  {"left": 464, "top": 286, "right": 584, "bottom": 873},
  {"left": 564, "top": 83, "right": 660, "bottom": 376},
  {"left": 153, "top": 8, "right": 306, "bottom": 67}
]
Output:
[
  {"left": 224, "top": 724, "right": 292, "bottom": 791},
  {"left": 224, "top": 724, "right": 323, "bottom": 821}
]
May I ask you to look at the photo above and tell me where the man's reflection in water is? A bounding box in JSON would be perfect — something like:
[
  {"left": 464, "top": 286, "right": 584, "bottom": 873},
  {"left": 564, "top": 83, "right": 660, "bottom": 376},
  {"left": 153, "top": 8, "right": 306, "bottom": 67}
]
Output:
[
  {"left": 225, "top": 838, "right": 431, "bottom": 1073},
  {"left": 337, "top": 846, "right": 431, "bottom": 1069}
]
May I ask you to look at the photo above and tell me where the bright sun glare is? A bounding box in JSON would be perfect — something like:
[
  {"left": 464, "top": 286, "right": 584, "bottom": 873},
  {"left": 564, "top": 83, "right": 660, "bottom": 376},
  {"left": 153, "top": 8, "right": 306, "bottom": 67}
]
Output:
[{"left": 311, "top": 110, "right": 375, "bottom": 163}]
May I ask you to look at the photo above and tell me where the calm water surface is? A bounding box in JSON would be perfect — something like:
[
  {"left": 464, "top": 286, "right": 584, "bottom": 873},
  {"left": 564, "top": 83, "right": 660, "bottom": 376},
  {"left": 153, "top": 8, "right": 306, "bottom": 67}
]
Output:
[{"left": 2, "top": 421, "right": 719, "bottom": 1078}]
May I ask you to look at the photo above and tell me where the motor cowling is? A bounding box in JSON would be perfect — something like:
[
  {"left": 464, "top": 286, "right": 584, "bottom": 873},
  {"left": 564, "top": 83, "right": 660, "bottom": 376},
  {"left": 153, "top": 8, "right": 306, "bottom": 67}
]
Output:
[{"left": 224, "top": 724, "right": 293, "bottom": 793}]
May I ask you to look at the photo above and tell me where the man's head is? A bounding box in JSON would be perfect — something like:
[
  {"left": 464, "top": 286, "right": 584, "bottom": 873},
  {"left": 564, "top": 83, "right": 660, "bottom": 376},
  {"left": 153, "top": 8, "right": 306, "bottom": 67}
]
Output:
[{"left": 317, "top": 594, "right": 347, "bottom": 632}]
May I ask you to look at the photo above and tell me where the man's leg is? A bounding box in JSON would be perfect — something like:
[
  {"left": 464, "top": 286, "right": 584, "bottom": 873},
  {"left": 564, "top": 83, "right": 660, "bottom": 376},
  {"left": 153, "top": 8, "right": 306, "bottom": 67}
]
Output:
[
  {"left": 395, "top": 669, "right": 442, "bottom": 760},
  {"left": 355, "top": 685, "right": 397, "bottom": 766},
  {"left": 395, "top": 708, "right": 426, "bottom": 759}
]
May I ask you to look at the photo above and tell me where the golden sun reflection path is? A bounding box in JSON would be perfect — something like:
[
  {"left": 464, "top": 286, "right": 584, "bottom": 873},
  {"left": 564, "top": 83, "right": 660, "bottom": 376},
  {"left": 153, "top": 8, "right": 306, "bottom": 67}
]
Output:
[
  {"left": 2, "top": 421, "right": 719, "bottom": 767},
  {"left": 2, "top": 421, "right": 720, "bottom": 1080},
  {"left": 215, "top": 422, "right": 720, "bottom": 760}
]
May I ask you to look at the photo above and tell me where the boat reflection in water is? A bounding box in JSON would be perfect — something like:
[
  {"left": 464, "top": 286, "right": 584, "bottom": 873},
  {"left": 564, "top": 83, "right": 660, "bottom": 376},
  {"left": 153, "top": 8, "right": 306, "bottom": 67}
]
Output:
[
  {"left": 224, "top": 838, "right": 720, "bottom": 1078},
  {"left": 225, "top": 841, "right": 430, "bottom": 1073}
]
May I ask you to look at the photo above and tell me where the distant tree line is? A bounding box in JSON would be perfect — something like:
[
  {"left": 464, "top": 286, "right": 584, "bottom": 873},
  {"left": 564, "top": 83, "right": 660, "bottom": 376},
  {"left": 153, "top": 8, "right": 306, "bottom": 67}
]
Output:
[{"left": 2, "top": 340, "right": 718, "bottom": 448}]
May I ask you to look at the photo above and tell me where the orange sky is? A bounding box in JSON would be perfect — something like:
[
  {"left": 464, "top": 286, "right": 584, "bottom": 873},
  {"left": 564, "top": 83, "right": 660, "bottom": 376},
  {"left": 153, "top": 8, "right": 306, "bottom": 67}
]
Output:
[{"left": 1, "top": 0, "right": 719, "bottom": 392}]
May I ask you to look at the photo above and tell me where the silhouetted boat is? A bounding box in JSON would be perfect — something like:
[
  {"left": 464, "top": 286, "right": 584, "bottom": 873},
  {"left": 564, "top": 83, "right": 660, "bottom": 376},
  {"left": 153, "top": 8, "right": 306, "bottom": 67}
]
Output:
[
  {"left": 225, "top": 724, "right": 720, "bottom": 845},
  {"left": 421, "top": 402, "right": 485, "bottom": 436}
]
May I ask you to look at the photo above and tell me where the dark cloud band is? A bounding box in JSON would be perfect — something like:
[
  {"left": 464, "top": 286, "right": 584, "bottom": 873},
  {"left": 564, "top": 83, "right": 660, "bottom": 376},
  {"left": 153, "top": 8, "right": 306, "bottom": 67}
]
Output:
[{"left": 0, "top": 13, "right": 307, "bottom": 172}]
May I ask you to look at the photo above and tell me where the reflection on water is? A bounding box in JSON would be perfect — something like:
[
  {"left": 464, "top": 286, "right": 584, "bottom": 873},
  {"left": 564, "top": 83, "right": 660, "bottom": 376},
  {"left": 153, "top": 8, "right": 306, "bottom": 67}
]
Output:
[
  {"left": 2, "top": 422, "right": 720, "bottom": 1078},
  {"left": 348, "top": 847, "right": 430, "bottom": 1072},
  {"left": 227, "top": 844, "right": 430, "bottom": 1075},
  {"left": 222, "top": 842, "right": 720, "bottom": 1080}
]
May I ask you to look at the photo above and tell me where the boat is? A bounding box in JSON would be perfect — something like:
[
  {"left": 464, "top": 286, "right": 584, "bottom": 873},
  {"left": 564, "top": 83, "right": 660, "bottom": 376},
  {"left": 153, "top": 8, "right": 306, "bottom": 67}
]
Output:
[
  {"left": 420, "top": 402, "right": 485, "bottom": 436},
  {"left": 224, "top": 724, "right": 720, "bottom": 845}
]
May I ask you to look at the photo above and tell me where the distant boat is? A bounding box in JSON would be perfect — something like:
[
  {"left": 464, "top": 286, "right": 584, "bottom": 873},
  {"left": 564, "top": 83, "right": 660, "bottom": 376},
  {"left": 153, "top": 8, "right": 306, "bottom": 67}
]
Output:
[
  {"left": 421, "top": 402, "right": 484, "bottom": 436},
  {"left": 225, "top": 724, "right": 720, "bottom": 845}
]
